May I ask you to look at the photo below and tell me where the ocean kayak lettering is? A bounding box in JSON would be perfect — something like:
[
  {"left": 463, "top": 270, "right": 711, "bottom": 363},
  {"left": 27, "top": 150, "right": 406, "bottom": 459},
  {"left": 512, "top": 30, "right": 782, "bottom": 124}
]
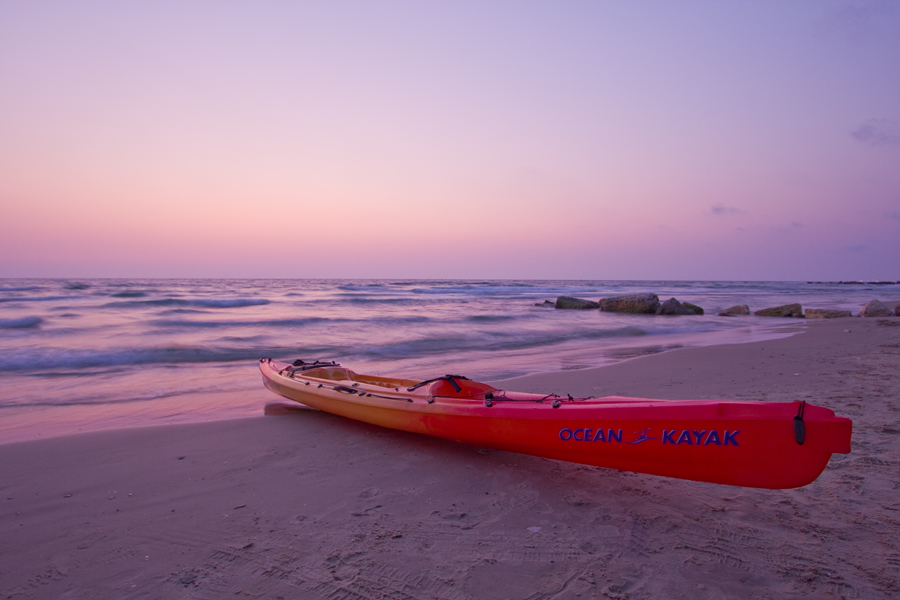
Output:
[
  {"left": 558, "top": 428, "right": 623, "bottom": 443},
  {"left": 558, "top": 427, "right": 740, "bottom": 446},
  {"left": 662, "top": 429, "right": 740, "bottom": 446}
]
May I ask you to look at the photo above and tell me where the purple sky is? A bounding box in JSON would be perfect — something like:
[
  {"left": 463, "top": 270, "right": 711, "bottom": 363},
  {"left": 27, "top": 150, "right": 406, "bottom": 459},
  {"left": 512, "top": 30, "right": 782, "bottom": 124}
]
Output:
[{"left": 1, "top": 1, "right": 898, "bottom": 280}]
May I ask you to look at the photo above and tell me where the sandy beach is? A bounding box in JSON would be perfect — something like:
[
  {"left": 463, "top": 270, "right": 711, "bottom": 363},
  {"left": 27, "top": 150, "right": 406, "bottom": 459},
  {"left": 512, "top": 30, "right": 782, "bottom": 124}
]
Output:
[
  {"left": 2, "top": 316, "right": 899, "bottom": 599},
  {"left": 5, "top": 1, "right": 899, "bottom": 597}
]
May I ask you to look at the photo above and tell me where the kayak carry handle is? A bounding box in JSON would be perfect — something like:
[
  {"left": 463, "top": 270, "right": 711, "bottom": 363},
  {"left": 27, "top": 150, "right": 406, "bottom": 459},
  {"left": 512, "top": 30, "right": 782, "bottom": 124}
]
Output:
[{"left": 793, "top": 401, "right": 806, "bottom": 445}]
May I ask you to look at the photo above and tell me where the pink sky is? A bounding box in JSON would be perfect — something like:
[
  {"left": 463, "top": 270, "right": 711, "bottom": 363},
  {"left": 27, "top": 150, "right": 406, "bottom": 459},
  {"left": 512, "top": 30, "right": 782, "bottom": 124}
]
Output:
[{"left": 1, "top": 1, "right": 898, "bottom": 280}]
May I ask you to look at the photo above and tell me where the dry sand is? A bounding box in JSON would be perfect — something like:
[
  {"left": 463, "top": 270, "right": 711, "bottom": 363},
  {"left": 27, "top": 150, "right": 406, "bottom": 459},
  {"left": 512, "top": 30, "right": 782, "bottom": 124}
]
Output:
[{"left": 1, "top": 317, "right": 899, "bottom": 599}]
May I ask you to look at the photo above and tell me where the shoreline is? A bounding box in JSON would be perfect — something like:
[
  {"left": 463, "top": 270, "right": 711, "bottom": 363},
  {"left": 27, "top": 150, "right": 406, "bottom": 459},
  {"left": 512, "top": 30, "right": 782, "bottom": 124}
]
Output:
[
  {"left": 3, "top": 278, "right": 896, "bottom": 446},
  {"left": 2, "top": 317, "right": 899, "bottom": 598}
]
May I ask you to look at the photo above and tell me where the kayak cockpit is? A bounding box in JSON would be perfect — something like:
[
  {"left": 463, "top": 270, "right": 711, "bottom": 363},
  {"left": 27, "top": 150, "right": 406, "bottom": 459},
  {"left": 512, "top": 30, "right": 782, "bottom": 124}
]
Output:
[
  {"left": 300, "top": 367, "right": 496, "bottom": 398},
  {"left": 277, "top": 361, "right": 496, "bottom": 398},
  {"left": 297, "top": 366, "right": 420, "bottom": 390}
]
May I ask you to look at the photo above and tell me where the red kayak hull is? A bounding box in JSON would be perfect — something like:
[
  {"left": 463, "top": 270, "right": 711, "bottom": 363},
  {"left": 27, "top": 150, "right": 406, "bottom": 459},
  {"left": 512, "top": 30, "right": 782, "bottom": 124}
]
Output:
[{"left": 259, "top": 359, "right": 852, "bottom": 489}]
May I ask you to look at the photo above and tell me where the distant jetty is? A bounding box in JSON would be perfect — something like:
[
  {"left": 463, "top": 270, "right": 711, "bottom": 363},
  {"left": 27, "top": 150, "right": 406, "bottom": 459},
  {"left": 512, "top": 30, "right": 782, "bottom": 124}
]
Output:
[
  {"left": 807, "top": 281, "right": 899, "bottom": 285},
  {"left": 544, "top": 292, "right": 900, "bottom": 319}
]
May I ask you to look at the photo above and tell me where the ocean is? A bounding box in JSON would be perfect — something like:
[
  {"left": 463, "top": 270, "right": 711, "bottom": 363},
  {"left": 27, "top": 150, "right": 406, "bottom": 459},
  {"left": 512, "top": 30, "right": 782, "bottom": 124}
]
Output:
[{"left": 0, "top": 278, "right": 893, "bottom": 442}]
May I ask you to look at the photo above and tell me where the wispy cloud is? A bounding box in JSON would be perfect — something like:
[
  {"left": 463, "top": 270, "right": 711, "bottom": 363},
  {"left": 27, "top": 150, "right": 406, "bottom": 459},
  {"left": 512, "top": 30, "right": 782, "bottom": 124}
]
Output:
[
  {"left": 852, "top": 119, "right": 900, "bottom": 146},
  {"left": 790, "top": 221, "right": 802, "bottom": 228},
  {"left": 841, "top": 244, "right": 869, "bottom": 252},
  {"left": 709, "top": 203, "right": 744, "bottom": 216},
  {"left": 885, "top": 211, "right": 900, "bottom": 221}
]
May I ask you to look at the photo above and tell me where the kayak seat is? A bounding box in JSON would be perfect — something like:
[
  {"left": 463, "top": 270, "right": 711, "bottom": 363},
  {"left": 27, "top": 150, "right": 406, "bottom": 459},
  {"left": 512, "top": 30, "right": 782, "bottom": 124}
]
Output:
[{"left": 302, "top": 367, "right": 352, "bottom": 381}]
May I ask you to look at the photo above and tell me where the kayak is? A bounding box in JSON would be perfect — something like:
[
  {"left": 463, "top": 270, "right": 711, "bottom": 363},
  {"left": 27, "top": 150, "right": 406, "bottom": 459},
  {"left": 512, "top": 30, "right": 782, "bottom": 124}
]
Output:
[{"left": 259, "top": 358, "right": 852, "bottom": 489}]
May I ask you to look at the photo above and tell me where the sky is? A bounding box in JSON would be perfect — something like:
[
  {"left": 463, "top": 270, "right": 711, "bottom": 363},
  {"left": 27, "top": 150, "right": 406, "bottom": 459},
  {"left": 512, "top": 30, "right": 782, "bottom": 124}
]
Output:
[{"left": 1, "top": 1, "right": 898, "bottom": 280}]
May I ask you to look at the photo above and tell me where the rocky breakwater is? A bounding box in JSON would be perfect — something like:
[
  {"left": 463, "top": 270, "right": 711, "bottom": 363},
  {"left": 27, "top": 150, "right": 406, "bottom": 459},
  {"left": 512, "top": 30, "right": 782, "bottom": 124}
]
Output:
[
  {"left": 804, "top": 308, "right": 852, "bottom": 319},
  {"left": 655, "top": 297, "right": 699, "bottom": 315},
  {"left": 682, "top": 302, "right": 704, "bottom": 315},
  {"left": 859, "top": 299, "right": 894, "bottom": 317},
  {"left": 554, "top": 296, "right": 600, "bottom": 310},
  {"left": 718, "top": 305, "right": 750, "bottom": 316},
  {"left": 591, "top": 294, "right": 706, "bottom": 315},
  {"left": 598, "top": 293, "right": 660, "bottom": 314},
  {"left": 545, "top": 293, "right": 899, "bottom": 319},
  {"left": 754, "top": 304, "right": 804, "bottom": 318}
]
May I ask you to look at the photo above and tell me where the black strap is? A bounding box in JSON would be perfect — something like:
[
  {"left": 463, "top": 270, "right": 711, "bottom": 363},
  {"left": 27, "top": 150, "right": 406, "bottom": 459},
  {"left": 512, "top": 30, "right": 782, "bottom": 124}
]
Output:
[
  {"left": 291, "top": 359, "right": 340, "bottom": 371},
  {"left": 407, "top": 374, "right": 468, "bottom": 393}
]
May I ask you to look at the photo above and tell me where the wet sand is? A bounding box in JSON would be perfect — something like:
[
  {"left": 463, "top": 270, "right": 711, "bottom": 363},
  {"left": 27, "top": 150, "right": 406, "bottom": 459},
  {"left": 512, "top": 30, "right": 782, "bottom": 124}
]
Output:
[{"left": 2, "top": 317, "right": 899, "bottom": 599}]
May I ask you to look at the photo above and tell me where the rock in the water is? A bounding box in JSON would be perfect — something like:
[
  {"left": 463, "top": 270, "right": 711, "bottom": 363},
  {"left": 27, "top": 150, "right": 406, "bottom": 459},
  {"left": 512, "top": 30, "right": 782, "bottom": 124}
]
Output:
[
  {"left": 718, "top": 305, "right": 750, "bottom": 316},
  {"left": 804, "top": 308, "right": 852, "bottom": 319},
  {"left": 859, "top": 299, "right": 892, "bottom": 317},
  {"left": 599, "top": 293, "right": 660, "bottom": 314},
  {"left": 534, "top": 300, "right": 555, "bottom": 307},
  {"left": 656, "top": 298, "right": 696, "bottom": 315},
  {"left": 555, "top": 296, "right": 600, "bottom": 310},
  {"left": 896, "top": 304, "right": 900, "bottom": 317},
  {"left": 682, "top": 302, "right": 704, "bottom": 315},
  {"left": 754, "top": 304, "right": 803, "bottom": 318}
]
